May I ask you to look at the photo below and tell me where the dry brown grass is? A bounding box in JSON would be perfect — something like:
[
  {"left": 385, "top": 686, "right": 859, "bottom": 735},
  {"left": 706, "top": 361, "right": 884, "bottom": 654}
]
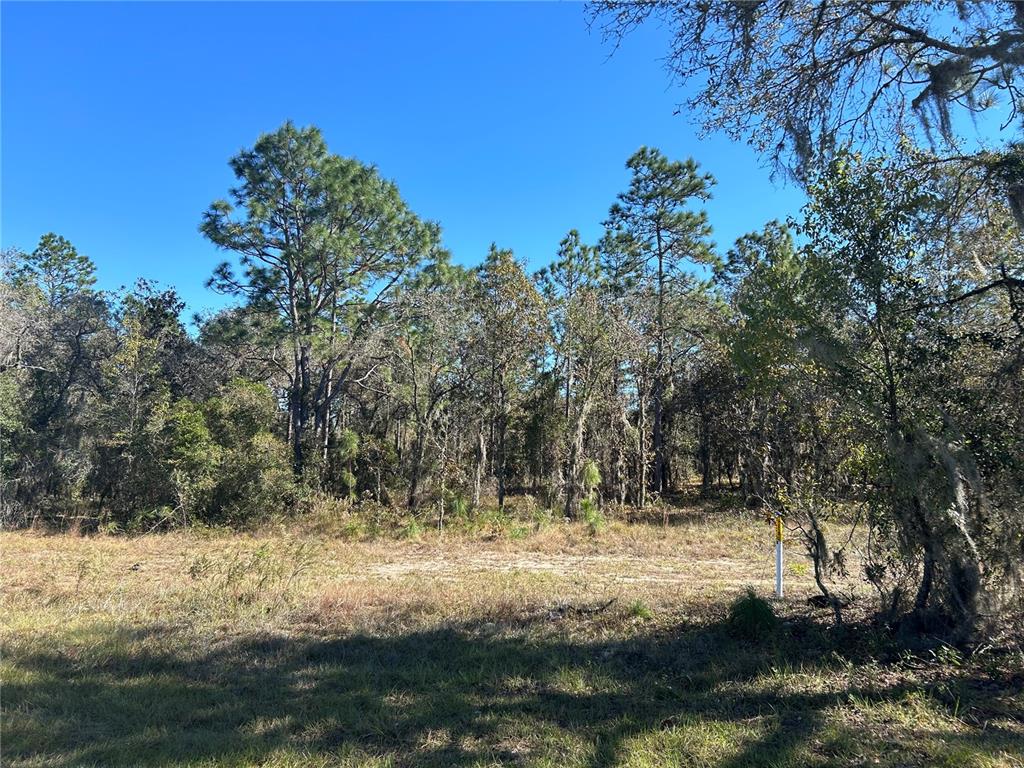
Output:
[{"left": 1, "top": 513, "right": 827, "bottom": 633}]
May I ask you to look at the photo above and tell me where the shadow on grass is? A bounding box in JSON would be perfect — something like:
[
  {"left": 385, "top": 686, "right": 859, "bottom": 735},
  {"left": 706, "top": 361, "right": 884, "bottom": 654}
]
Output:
[{"left": 4, "top": 616, "right": 1021, "bottom": 767}]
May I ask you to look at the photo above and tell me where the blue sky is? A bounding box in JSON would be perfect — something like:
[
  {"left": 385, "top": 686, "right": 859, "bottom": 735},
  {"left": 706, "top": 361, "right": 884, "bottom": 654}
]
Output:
[{"left": 2, "top": 1, "right": 806, "bottom": 315}]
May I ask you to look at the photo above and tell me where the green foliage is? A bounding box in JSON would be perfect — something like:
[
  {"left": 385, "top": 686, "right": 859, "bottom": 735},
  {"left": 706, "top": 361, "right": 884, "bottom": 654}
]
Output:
[
  {"left": 719, "top": 221, "right": 807, "bottom": 382},
  {"left": 726, "top": 588, "right": 778, "bottom": 641},
  {"left": 12, "top": 233, "right": 96, "bottom": 306},
  {"left": 580, "top": 498, "right": 605, "bottom": 536},
  {"left": 446, "top": 492, "right": 470, "bottom": 520},
  {"left": 0, "top": 371, "right": 24, "bottom": 487},
  {"left": 335, "top": 429, "right": 359, "bottom": 463},
  {"left": 531, "top": 506, "right": 555, "bottom": 531},
  {"left": 339, "top": 468, "right": 357, "bottom": 499},
  {"left": 629, "top": 599, "right": 654, "bottom": 621},
  {"left": 165, "top": 381, "right": 295, "bottom": 526},
  {"left": 201, "top": 121, "right": 440, "bottom": 476},
  {"left": 168, "top": 398, "right": 221, "bottom": 520},
  {"left": 215, "top": 431, "right": 295, "bottom": 524},
  {"left": 204, "top": 379, "right": 278, "bottom": 444},
  {"left": 206, "top": 381, "right": 295, "bottom": 524},
  {"left": 507, "top": 524, "right": 530, "bottom": 540},
  {"left": 604, "top": 146, "right": 718, "bottom": 280},
  {"left": 582, "top": 459, "right": 601, "bottom": 494},
  {"left": 500, "top": 494, "right": 539, "bottom": 519},
  {"left": 400, "top": 517, "right": 425, "bottom": 540},
  {"left": 338, "top": 514, "right": 368, "bottom": 541}
]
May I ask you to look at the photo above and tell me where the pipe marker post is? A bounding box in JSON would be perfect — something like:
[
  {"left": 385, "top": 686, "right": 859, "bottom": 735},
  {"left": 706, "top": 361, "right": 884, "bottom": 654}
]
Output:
[{"left": 775, "top": 515, "right": 784, "bottom": 599}]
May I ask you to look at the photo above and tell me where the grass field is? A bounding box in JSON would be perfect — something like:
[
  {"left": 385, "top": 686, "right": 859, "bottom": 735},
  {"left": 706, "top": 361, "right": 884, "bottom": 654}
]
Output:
[{"left": 2, "top": 506, "right": 1022, "bottom": 767}]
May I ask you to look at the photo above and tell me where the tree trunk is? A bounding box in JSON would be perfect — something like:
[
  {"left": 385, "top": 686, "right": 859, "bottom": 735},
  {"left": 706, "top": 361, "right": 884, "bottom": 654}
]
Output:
[
  {"left": 652, "top": 376, "right": 665, "bottom": 494},
  {"left": 563, "top": 407, "right": 587, "bottom": 520},
  {"left": 289, "top": 344, "right": 311, "bottom": 476},
  {"left": 637, "top": 384, "right": 648, "bottom": 509},
  {"left": 652, "top": 231, "right": 667, "bottom": 494},
  {"left": 473, "top": 425, "right": 486, "bottom": 508},
  {"left": 496, "top": 405, "right": 508, "bottom": 510},
  {"left": 408, "top": 430, "right": 427, "bottom": 511},
  {"left": 698, "top": 414, "right": 713, "bottom": 496}
]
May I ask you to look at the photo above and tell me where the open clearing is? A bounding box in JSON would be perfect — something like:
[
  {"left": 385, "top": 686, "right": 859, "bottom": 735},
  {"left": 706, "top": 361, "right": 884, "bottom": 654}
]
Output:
[{"left": 2, "top": 513, "right": 1022, "bottom": 767}]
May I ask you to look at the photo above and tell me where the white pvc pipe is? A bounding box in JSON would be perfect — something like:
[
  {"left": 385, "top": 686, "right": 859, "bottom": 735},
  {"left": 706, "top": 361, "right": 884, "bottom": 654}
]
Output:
[
  {"left": 775, "top": 516, "right": 783, "bottom": 599},
  {"left": 775, "top": 539, "right": 783, "bottom": 598}
]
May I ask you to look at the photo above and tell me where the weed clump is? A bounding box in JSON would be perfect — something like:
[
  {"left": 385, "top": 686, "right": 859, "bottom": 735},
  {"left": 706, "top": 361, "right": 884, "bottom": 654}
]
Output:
[
  {"left": 628, "top": 599, "right": 653, "bottom": 620},
  {"left": 727, "top": 588, "right": 778, "bottom": 640},
  {"left": 400, "top": 517, "right": 425, "bottom": 540}
]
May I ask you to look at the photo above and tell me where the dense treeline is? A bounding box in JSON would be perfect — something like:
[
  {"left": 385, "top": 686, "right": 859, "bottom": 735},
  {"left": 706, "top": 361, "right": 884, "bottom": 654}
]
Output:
[{"left": 2, "top": 121, "right": 1023, "bottom": 641}]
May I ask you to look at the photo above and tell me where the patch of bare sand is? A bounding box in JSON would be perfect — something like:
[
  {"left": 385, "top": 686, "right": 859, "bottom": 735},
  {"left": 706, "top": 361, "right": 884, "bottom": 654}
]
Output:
[{"left": 357, "top": 548, "right": 787, "bottom": 598}]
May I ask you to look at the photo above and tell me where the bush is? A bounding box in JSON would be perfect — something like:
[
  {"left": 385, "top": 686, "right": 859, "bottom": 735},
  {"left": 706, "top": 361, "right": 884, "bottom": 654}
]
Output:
[
  {"left": 503, "top": 494, "right": 539, "bottom": 518},
  {"left": 531, "top": 506, "right": 555, "bottom": 530},
  {"left": 168, "top": 399, "right": 220, "bottom": 522},
  {"left": 446, "top": 492, "right": 470, "bottom": 520},
  {"left": 216, "top": 431, "right": 295, "bottom": 523},
  {"left": 581, "top": 498, "right": 605, "bottom": 536},
  {"left": 727, "top": 588, "right": 778, "bottom": 640},
  {"left": 400, "top": 517, "right": 425, "bottom": 540},
  {"left": 629, "top": 599, "right": 654, "bottom": 620},
  {"left": 168, "top": 381, "right": 296, "bottom": 526}
]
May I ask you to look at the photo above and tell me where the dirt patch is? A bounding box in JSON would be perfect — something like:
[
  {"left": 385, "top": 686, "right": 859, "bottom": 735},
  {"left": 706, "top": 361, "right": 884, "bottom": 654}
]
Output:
[{"left": 365, "top": 550, "right": 761, "bottom": 585}]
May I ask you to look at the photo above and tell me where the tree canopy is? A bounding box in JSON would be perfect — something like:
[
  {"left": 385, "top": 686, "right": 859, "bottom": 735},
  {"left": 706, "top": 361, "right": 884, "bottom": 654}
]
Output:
[{"left": 589, "top": 1, "right": 1024, "bottom": 180}]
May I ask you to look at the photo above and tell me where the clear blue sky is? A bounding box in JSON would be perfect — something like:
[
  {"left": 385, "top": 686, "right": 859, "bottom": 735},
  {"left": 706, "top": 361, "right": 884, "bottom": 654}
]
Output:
[{"left": 2, "top": 1, "right": 805, "bottom": 316}]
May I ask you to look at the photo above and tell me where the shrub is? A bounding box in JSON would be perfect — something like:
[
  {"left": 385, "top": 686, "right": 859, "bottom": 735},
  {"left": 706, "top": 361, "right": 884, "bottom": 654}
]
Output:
[
  {"left": 503, "top": 494, "right": 538, "bottom": 518},
  {"left": 400, "top": 517, "right": 425, "bottom": 540},
  {"left": 446, "top": 492, "right": 470, "bottom": 520},
  {"left": 168, "top": 381, "right": 296, "bottom": 526},
  {"left": 168, "top": 399, "right": 220, "bottom": 522},
  {"left": 581, "top": 498, "right": 605, "bottom": 536},
  {"left": 468, "top": 505, "right": 514, "bottom": 537},
  {"left": 216, "top": 431, "right": 295, "bottom": 523},
  {"left": 204, "top": 379, "right": 277, "bottom": 445},
  {"left": 329, "top": 428, "right": 359, "bottom": 499},
  {"left": 629, "top": 599, "right": 654, "bottom": 620},
  {"left": 727, "top": 588, "right": 778, "bottom": 640},
  {"left": 532, "top": 506, "right": 555, "bottom": 530},
  {"left": 339, "top": 515, "right": 367, "bottom": 540},
  {"left": 339, "top": 468, "right": 357, "bottom": 500}
]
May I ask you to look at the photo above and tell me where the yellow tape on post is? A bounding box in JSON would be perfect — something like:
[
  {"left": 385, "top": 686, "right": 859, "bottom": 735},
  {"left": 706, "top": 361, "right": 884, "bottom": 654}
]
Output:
[{"left": 775, "top": 516, "right": 783, "bottom": 542}]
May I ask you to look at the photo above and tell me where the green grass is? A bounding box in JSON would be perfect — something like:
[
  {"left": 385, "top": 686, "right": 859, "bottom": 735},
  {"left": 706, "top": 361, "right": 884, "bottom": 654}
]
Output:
[
  {"left": 2, "top": 518, "right": 1022, "bottom": 767},
  {"left": 6, "top": 617, "right": 1021, "bottom": 767}
]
